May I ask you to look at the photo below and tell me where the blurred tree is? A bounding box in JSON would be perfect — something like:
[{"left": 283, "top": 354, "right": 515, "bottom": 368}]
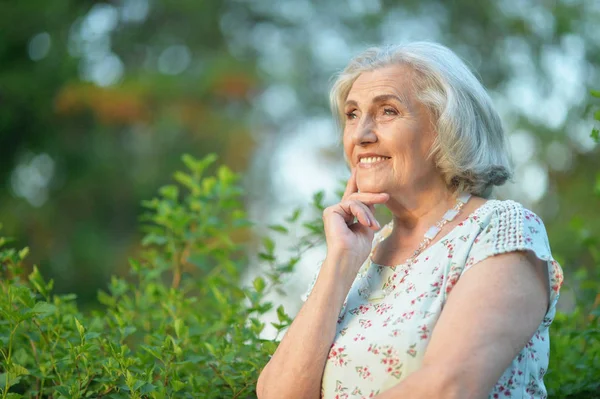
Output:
[
  {"left": 0, "top": 0, "right": 597, "bottom": 306},
  {"left": 0, "top": 0, "right": 259, "bottom": 304}
]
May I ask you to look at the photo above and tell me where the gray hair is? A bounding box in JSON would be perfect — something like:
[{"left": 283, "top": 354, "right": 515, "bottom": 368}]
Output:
[{"left": 330, "top": 42, "right": 512, "bottom": 198}]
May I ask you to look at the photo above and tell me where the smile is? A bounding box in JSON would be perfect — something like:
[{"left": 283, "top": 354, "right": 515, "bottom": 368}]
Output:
[{"left": 359, "top": 156, "right": 391, "bottom": 165}]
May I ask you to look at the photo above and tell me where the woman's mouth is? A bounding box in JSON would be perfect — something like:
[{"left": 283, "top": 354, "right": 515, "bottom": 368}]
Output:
[{"left": 358, "top": 156, "right": 391, "bottom": 168}]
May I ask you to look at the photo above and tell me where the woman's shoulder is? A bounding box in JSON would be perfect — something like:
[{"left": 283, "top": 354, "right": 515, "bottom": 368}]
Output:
[
  {"left": 471, "top": 198, "right": 546, "bottom": 229},
  {"left": 467, "top": 197, "right": 554, "bottom": 262}
]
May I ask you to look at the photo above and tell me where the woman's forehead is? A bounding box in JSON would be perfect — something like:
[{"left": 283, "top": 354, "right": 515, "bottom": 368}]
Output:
[{"left": 347, "top": 65, "right": 415, "bottom": 104}]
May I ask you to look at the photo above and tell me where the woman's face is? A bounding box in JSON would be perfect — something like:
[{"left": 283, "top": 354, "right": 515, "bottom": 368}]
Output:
[{"left": 343, "top": 64, "right": 440, "bottom": 195}]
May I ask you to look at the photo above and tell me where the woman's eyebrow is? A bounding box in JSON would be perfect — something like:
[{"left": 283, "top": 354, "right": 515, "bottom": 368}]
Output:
[
  {"left": 372, "top": 94, "right": 407, "bottom": 105},
  {"left": 344, "top": 94, "right": 407, "bottom": 108}
]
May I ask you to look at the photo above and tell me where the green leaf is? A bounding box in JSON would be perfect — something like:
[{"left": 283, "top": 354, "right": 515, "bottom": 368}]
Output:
[
  {"left": 591, "top": 89, "right": 600, "bottom": 98},
  {"left": 30, "top": 302, "right": 57, "bottom": 317},
  {"left": 276, "top": 305, "right": 291, "bottom": 323},
  {"left": 172, "top": 380, "right": 186, "bottom": 392},
  {"left": 141, "top": 345, "right": 163, "bottom": 361},
  {"left": 258, "top": 252, "right": 276, "bottom": 262},
  {"left": 97, "top": 290, "right": 116, "bottom": 307},
  {"left": 253, "top": 277, "right": 266, "bottom": 293},
  {"left": 141, "top": 233, "right": 168, "bottom": 246},
  {"left": 262, "top": 237, "right": 275, "bottom": 254},
  {"left": 591, "top": 127, "right": 599, "bottom": 143},
  {"left": 312, "top": 191, "right": 325, "bottom": 210},
  {"left": 75, "top": 317, "right": 85, "bottom": 338},
  {"left": 18, "top": 247, "right": 29, "bottom": 260},
  {"left": 174, "top": 171, "right": 196, "bottom": 190},
  {"left": 159, "top": 185, "right": 179, "bottom": 200},
  {"left": 268, "top": 224, "right": 289, "bottom": 234},
  {"left": 9, "top": 363, "right": 29, "bottom": 377},
  {"left": 28, "top": 265, "right": 51, "bottom": 298},
  {"left": 285, "top": 208, "right": 302, "bottom": 223},
  {"left": 174, "top": 318, "right": 184, "bottom": 338},
  {"left": 594, "top": 110, "right": 600, "bottom": 122}
]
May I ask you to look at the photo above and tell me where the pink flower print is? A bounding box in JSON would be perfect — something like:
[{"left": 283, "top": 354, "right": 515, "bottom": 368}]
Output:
[
  {"left": 430, "top": 274, "right": 444, "bottom": 295},
  {"left": 350, "top": 304, "right": 371, "bottom": 316},
  {"left": 367, "top": 344, "right": 380, "bottom": 355},
  {"left": 353, "top": 333, "right": 366, "bottom": 342},
  {"left": 370, "top": 344, "right": 403, "bottom": 379},
  {"left": 441, "top": 239, "right": 455, "bottom": 259},
  {"left": 382, "top": 316, "right": 392, "bottom": 327},
  {"left": 406, "top": 343, "right": 417, "bottom": 358},
  {"left": 445, "top": 271, "right": 461, "bottom": 295},
  {"left": 339, "top": 327, "right": 348, "bottom": 336},
  {"left": 359, "top": 319, "right": 372, "bottom": 329},
  {"left": 355, "top": 366, "right": 373, "bottom": 380},
  {"left": 402, "top": 310, "right": 415, "bottom": 321},
  {"left": 419, "top": 324, "right": 430, "bottom": 340},
  {"left": 524, "top": 210, "right": 542, "bottom": 225},
  {"left": 389, "top": 329, "right": 402, "bottom": 337},
  {"left": 410, "top": 292, "right": 427, "bottom": 305},
  {"left": 328, "top": 345, "right": 349, "bottom": 367},
  {"left": 375, "top": 303, "right": 393, "bottom": 315}
]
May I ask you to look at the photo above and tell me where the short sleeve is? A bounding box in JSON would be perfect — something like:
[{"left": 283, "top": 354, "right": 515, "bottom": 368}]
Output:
[{"left": 464, "top": 201, "right": 564, "bottom": 310}]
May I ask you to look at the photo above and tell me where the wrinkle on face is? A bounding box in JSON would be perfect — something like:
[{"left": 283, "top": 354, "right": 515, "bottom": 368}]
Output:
[{"left": 342, "top": 64, "right": 439, "bottom": 195}]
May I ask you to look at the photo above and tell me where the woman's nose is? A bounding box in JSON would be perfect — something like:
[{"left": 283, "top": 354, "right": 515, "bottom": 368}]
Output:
[{"left": 353, "top": 117, "right": 378, "bottom": 145}]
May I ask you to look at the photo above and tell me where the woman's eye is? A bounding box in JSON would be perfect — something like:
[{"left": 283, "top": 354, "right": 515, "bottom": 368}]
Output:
[
  {"left": 383, "top": 108, "right": 398, "bottom": 116},
  {"left": 345, "top": 111, "right": 358, "bottom": 120}
]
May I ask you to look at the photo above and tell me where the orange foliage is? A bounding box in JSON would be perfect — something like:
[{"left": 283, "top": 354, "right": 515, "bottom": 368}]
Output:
[
  {"left": 54, "top": 84, "right": 150, "bottom": 125},
  {"left": 223, "top": 130, "right": 255, "bottom": 171},
  {"left": 212, "top": 72, "right": 256, "bottom": 99}
]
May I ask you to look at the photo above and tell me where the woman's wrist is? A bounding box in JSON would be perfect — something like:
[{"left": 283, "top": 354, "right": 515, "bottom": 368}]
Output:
[{"left": 321, "top": 252, "right": 365, "bottom": 292}]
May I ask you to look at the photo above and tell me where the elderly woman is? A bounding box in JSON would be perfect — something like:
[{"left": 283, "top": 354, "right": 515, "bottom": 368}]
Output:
[{"left": 256, "top": 42, "right": 563, "bottom": 399}]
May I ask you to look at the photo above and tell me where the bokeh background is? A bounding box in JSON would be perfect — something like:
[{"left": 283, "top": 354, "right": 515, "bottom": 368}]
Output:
[{"left": 1, "top": 0, "right": 598, "bottom": 310}]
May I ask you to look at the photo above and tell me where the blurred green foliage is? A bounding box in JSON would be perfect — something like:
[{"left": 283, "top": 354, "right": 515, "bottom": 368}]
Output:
[
  {"left": 545, "top": 91, "right": 600, "bottom": 398},
  {"left": 0, "top": 1, "right": 599, "bottom": 396},
  {"left": 0, "top": 154, "right": 325, "bottom": 398},
  {"left": 0, "top": 146, "right": 599, "bottom": 398},
  {"left": 0, "top": 0, "right": 599, "bottom": 308}
]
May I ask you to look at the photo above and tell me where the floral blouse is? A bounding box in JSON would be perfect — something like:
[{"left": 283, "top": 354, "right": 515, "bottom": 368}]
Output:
[{"left": 302, "top": 200, "right": 564, "bottom": 399}]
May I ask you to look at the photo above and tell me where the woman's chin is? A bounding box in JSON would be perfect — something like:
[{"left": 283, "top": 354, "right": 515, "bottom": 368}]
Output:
[{"left": 357, "top": 181, "right": 388, "bottom": 194}]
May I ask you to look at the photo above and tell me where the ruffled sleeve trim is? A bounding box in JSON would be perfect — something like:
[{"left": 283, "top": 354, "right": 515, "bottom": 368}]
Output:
[{"left": 464, "top": 200, "right": 564, "bottom": 315}]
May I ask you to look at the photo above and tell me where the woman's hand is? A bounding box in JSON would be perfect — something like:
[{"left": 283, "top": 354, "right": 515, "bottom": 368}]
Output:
[{"left": 322, "top": 168, "right": 389, "bottom": 271}]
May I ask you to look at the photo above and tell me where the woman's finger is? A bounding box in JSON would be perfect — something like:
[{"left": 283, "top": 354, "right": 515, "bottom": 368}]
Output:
[
  {"left": 346, "top": 192, "right": 389, "bottom": 205},
  {"left": 338, "top": 200, "right": 380, "bottom": 230},
  {"left": 342, "top": 168, "right": 359, "bottom": 199}
]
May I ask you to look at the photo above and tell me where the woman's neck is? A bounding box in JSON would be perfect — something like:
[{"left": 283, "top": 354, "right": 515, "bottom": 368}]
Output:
[{"left": 385, "top": 184, "right": 457, "bottom": 242}]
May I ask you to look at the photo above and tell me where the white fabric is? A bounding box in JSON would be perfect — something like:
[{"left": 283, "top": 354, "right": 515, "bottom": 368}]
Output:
[{"left": 302, "top": 199, "right": 563, "bottom": 399}]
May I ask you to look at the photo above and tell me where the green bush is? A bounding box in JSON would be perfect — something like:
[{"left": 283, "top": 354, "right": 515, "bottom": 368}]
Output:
[
  {"left": 545, "top": 91, "right": 600, "bottom": 399},
  {"left": 0, "top": 154, "right": 325, "bottom": 398}
]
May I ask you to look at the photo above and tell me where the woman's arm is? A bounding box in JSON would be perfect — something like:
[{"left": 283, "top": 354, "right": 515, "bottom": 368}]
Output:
[
  {"left": 256, "top": 254, "right": 356, "bottom": 399},
  {"left": 257, "top": 169, "right": 388, "bottom": 399},
  {"left": 374, "top": 250, "right": 550, "bottom": 399}
]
